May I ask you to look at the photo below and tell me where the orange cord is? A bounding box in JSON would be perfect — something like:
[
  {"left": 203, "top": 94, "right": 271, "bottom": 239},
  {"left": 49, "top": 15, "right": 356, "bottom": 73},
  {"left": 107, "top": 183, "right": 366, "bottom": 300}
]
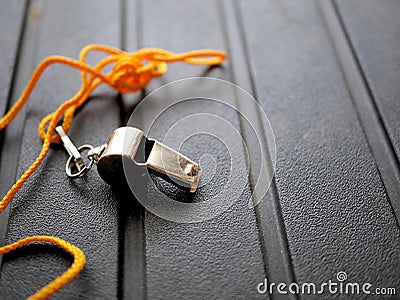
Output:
[
  {"left": 0, "top": 236, "right": 85, "bottom": 300},
  {"left": 0, "top": 44, "right": 226, "bottom": 299}
]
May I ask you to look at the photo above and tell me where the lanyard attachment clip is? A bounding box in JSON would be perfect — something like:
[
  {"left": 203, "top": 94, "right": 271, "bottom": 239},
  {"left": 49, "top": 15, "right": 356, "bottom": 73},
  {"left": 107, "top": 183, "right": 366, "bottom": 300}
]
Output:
[{"left": 56, "top": 126, "right": 94, "bottom": 178}]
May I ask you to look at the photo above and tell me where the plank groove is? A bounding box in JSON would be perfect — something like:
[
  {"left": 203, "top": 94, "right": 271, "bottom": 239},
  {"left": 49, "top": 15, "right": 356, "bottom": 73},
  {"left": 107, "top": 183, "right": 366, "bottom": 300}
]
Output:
[
  {"left": 221, "top": 1, "right": 298, "bottom": 298},
  {"left": 0, "top": 0, "right": 399, "bottom": 298},
  {"left": 0, "top": 0, "right": 35, "bottom": 268},
  {"left": 332, "top": 0, "right": 400, "bottom": 224},
  {"left": 239, "top": 0, "right": 400, "bottom": 292},
  {"left": 0, "top": 0, "right": 122, "bottom": 298},
  {"left": 125, "top": 0, "right": 266, "bottom": 298}
]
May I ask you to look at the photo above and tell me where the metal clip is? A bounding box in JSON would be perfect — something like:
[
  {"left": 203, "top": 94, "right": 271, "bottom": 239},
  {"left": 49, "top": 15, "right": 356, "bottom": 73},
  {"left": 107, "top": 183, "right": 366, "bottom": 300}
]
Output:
[
  {"left": 56, "top": 126, "right": 94, "bottom": 178},
  {"left": 94, "top": 127, "right": 200, "bottom": 193}
]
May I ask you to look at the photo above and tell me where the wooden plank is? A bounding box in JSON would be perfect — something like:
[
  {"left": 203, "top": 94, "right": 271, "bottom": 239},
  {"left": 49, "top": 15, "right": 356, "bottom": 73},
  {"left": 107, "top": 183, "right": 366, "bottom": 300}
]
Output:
[
  {"left": 332, "top": 0, "right": 400, "bottom": 223},
  {"left": 125, "top": 0, "right": 266, "bottom": 298},
  {"left": 220, "top": 0, "right": 297, "bottom": 297},
  {"left": 0, "top": 0, "right": 28, "bottom": 259},
  {"left": 335, "top": 0, "right": 400, "bottom": 161},
  {"left": 0, "top": 0, "right": 26, "bottom": 118},
  {"left": 239, "top": 0, "right": 400, "bottom": 291},
  {"left": 120, "top": 1, "right": 147, "bottom": 299},
  {"left": 0, "top": 0, "right": 122, "bottom": 298},
  {"left": 1, "top": 0, "right": 398, "bottom": 298}
]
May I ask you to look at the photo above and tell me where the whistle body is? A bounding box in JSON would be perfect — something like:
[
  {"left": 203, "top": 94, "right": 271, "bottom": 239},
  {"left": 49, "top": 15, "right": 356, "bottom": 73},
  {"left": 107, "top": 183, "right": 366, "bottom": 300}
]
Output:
[{"left": 96, "top": 127, "right": 200, "bottom": 192}]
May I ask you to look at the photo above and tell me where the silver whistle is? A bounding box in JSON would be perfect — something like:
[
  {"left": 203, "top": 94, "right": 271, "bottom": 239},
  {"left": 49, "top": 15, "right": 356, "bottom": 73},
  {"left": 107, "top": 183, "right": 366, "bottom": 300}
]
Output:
[{"left": 56, "top": 126, "right": 200, "bottom": 193}]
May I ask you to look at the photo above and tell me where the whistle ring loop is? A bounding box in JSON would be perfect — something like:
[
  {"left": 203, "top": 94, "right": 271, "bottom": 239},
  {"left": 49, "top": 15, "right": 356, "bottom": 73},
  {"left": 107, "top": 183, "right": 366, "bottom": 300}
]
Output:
[{"left": 65, "top": 144, "right": 94, "bottom": 178}]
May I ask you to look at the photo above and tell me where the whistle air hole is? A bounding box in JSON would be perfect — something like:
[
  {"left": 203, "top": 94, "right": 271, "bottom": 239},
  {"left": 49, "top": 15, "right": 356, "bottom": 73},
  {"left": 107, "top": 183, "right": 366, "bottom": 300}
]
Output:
[{"left": 134, "top": 137, "right": 155, "bottom": 163}]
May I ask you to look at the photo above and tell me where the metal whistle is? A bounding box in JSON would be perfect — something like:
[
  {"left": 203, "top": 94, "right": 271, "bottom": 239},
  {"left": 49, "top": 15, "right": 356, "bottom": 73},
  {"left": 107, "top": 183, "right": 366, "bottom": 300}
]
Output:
[{"left": 56, "top": 126, "right": 200, "bottom": 193}]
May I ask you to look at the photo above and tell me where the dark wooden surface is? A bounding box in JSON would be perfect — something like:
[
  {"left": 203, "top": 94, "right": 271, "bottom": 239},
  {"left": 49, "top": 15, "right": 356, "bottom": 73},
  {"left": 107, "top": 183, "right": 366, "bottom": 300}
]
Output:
[{"left": 0, "top": 0, "right": 399, "bottom": 299}]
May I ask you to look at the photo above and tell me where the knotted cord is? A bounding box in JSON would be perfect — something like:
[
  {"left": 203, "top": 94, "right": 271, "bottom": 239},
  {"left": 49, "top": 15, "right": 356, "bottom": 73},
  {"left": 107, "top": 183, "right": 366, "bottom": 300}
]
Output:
[{"left": 0, "top": 44, "right": 226, "bottom": 299}]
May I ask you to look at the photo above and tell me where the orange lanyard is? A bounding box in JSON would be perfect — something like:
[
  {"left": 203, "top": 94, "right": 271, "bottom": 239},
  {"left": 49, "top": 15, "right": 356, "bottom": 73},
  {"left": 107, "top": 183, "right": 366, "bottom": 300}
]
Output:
[{"left": 0, "top": 44, "right": 226, "bottom": 299}]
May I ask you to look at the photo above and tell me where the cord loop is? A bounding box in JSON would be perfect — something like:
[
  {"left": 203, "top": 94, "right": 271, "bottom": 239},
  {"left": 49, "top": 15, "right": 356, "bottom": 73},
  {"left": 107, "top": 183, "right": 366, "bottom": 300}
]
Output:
[{"left": 0, "top": 44, "right": 226, "bottom": 299}]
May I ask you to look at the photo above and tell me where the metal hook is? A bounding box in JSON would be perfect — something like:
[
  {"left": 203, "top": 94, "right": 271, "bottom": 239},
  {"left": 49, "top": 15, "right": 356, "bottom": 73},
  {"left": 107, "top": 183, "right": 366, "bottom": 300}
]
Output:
[
  {"left": 56, "top": 126, "right": 94, "bottom": 178},
  {"left": 65, "top": 144, "right": 95, "bottom": 178}
]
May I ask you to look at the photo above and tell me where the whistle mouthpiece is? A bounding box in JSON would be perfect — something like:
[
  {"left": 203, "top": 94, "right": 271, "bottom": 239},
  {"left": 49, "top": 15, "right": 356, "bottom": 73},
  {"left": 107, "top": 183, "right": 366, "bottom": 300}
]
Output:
[{"left": 96, "top": 127, "right": 200, "bottom": 193}]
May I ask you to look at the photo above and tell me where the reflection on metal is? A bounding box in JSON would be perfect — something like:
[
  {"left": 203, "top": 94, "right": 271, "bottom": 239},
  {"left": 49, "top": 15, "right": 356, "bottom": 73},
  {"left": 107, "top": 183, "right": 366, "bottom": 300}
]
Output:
[
  {"left": 58, "top": 126, "right": 200, "bottom": 193},
  {"left": 146, "top": 140, "right": 200, "bottom": 193}
]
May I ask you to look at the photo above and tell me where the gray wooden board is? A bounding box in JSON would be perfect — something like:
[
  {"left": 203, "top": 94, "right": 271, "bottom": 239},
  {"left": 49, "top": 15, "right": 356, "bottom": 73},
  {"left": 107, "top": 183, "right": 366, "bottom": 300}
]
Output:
[
  {"left": 0, "top": 0, "right": 399, "bottom": 299},
  {"left": 238, "top": 0, "right": 400, "bottom": 296},
  {"left": 336, "top": 0, "right": 400, "bottom": 163},
  {"left": 0, "top": 0, "right": 26, "bottom": 118},
  {"left": 126, "top": 0, "right": 266, "bottom": 298},
  {"left": 332, "top": 0, "right": 400, "bottom": 224},
  {"left": 0, "top": 0, "right": 122, "bottom": 298},
  {"left": 0, "top": 0, "right": 28, "bottom": 267}
]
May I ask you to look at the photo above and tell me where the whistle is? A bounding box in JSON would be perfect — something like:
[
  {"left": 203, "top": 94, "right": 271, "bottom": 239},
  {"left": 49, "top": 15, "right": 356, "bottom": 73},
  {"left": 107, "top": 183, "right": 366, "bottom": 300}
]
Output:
[{"left": 57, "top": 126, "right": 200, "bottom": 193}]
